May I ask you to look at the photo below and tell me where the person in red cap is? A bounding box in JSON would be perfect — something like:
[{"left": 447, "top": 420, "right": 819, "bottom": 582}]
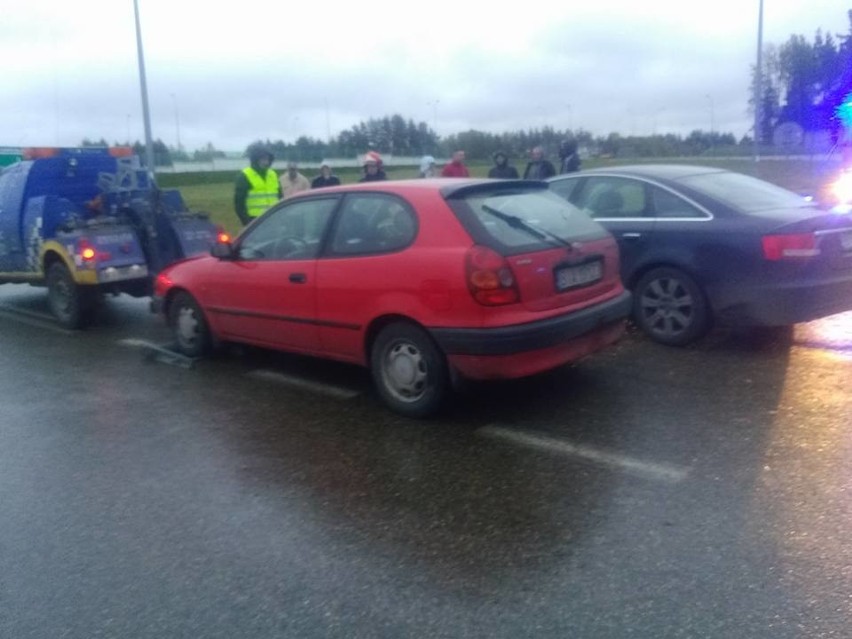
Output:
[
  {"left": 359, "top": 151, "right": 387, "bottom": 182},
  {"left": 441, "top": 150, "right": 470, "bottom": 177}
]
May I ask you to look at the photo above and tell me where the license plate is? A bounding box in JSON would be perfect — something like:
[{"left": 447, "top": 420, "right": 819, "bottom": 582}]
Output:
[
  {"left": 555, "top": 260, "right": 603, "bottom": 291},
  {"left": 97, "top": 263, "right": 149, "bottom": 283},
  {"left": 841, "top": 231, "right": 852, "bottom": 252}
]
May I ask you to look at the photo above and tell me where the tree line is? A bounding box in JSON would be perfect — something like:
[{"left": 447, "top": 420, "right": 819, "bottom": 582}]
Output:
[
  {"left": 243, "top": 120, "right": 740, "bottom": 164},
  {"left": 754, "top": 8, "right": 852, "bottom": 143},
  {"left": 81, "top": 138, "right": 225, "bottom": 166}
]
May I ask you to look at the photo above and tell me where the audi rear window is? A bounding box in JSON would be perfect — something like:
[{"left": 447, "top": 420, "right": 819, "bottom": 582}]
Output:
[
  {"left": 446, "top": 187, "right": 609, "bottom": 254},
  {"left": 677, "top": 171, "right": 815, "bottom": 213}
]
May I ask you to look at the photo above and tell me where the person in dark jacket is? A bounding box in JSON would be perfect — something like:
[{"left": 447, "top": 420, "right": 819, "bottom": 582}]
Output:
[
  {"left": 522, "top": 146, "right": 556, "bottom": 180},
  {"left": 234, "top": 145, "right": 282, "bottom": 226},
  {"left": 359, "top": 151, "right": 387, "bottom": 182},
  {"left": 488, "top": 151, "right": 519, "bottom": 178},
  {"left": 558, "top": 138, "right": 582, "bottom": 174},
  {"left": 312, "top": 160, "right": 341, "bottom": 189}
]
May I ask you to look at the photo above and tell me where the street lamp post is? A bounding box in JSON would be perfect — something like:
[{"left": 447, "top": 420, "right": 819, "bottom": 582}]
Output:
[
  {"left": 754, "top": 0, "right": 765, "bottom": 162},
  {"left": 706, "top": 94, "right": 715, "bottom": 136},
  {"left": 653, "top": 107, "right": 666, "bottom": 135},
  {"left": 324, "top": 97, "right": 331, "bottom": 144},
  {"left": 132, "top": 0, "right": 156, "bottom": 176},
  {"left": 706, "top": 94, "right": 715, "bottom": 155},
  {"left": 428, "top": 99, "right": 440, "bottom": 133},
  {"left": 170, "top": 93, "right": 181, "bottom": 153}
]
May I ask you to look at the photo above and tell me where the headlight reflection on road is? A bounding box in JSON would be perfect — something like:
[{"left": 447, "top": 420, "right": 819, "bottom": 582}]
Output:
[
  {"left": 794, "top": 312, "right": 852, "bottom": 361},
  {"left": 751, "top": 315, "right": 852, "bottom": 622}
]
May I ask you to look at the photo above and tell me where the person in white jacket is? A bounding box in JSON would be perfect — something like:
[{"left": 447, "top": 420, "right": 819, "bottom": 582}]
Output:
[{"left": 419, "top": 155, "right": 436, "bottom": 178}]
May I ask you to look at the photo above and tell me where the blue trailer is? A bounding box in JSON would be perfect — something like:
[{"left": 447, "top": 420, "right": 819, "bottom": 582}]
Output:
[{"left": 0, "top": 147, "right": 219, "bottom": 327}]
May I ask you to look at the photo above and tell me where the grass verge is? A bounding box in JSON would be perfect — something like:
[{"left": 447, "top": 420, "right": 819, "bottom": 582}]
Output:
[{"left": 170, "top": 158, "right": 841, "bottom": 236}]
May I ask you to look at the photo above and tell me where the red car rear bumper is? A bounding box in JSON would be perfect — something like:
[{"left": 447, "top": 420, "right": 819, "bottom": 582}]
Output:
[
  {"left": 432, "top": 290, "right": 631, "bottom": 380},
  {"left": 446, "top": 320, "right": 626, "bottom": 380}
]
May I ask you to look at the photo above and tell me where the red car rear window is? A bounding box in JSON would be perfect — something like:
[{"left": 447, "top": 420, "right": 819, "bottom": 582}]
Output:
[{"left": 446, "top": 186, "right": 610, "bottom": 255}]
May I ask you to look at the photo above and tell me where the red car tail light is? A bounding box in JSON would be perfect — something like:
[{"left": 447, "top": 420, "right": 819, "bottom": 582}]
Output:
[
  {"left": 154, "top": 272, "right": 172, "bottom": 296},
  {"left": 465, "top": 245, "right": 519, "bottom": 305},
  {"left": 762, "top": 233, "right": 821, "bottom": 260}
]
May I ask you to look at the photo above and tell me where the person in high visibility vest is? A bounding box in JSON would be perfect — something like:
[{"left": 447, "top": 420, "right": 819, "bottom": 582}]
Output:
[{"left": 234, "top": 145, "right": 282, "bottom": 225}]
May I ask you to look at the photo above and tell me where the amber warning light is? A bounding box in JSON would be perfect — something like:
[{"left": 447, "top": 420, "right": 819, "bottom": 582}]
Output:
[
  {"left": 215, "top": 226, "right": 231, "bottom": 243},
  {"left": 77, "top": 239, "right": 97, "bottom": 262}
]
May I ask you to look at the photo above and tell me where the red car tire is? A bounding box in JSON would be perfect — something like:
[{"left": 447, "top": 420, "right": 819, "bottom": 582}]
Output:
[{"left": 370, "top": 322, "right": 449, "bottom": 418}]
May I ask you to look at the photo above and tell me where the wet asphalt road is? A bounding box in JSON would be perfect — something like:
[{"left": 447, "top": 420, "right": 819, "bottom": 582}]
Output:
[{"left": 0, "top": 285, "right": 850, "bottom": 638}]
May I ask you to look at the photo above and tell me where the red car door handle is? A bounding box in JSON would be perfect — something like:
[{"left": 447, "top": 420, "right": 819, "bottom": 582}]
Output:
[{"left": 289, "top": 273, "right": 307, "bottom": 284}]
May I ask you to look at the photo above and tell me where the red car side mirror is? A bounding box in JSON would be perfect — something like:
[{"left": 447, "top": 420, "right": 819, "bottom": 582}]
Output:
[{"left": 211, "top": 241, "right": 235, "bottom": 259}]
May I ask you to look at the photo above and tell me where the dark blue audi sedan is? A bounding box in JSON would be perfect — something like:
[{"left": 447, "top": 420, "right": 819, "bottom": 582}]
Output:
[{"left": 548, "top": 165, "right": 852, "bottom": 345}]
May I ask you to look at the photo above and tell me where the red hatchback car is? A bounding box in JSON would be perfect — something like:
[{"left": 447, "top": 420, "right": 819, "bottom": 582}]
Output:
[{"left": 153, "top": 179, "right": 631, "bottom": 417}]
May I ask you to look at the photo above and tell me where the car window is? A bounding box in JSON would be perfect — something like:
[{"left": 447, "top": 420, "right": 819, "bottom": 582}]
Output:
[
  {"left": 549, "top": 178, "right": 581, "bottom": 203},
  {"left": 651, "top": 186, "right": 706, "bottom": 218},
  {"left": 329, "top": 194, "right": 417, "bottom": 256},
  {"left": 576, "top": 177, "right": 648, "bottom": 219},
  {"left": 447, "top": 187, "right": 608, "bottom": 253},
  {"left": 238, "top": 198, "right": 337, "bottom": 261},
  {"left": 677, "top": 171, "right": 815, "bottom": 213}
]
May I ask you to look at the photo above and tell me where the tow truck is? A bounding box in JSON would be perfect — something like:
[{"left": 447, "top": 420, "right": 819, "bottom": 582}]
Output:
[{"left": 0, "top": 147, "right": 223, "bottom": 327}]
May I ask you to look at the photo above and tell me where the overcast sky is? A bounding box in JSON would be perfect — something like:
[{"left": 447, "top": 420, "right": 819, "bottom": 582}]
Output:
[{"left": 0, "top": 0, "right": 848, "bottom": 152}]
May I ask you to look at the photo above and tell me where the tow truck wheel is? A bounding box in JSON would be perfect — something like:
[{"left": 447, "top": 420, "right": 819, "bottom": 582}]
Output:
[
  {"left": 169, "top": 292, "right": 211, "bottom": 358},
  {"left": 46, "top": 262, "right": 89, "bottom": 329}
]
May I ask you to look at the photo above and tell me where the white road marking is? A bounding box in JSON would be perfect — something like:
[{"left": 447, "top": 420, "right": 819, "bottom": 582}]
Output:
[
  {"left": 117, "top": 338, "right": 161, "bottom": 349},
  {"left": 478, "top": 425, "right": 690, "bottom": 483},
  {"left": 0, "top": 306, "right": 74, "bottom": 336},
  {"left": 247, "top": 369, "right": 361, "bottom": 400},
  {"left": 0, "top": 304, "right": 54, "bottom": 322},
  {"left": 117, "top": 338, "right": 196, "bottom": 369}
]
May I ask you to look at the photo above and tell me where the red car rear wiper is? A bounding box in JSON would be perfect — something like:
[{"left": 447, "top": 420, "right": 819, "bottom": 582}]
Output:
[{"left": 481, "top": 204, "right": 571, "bottom": 247}]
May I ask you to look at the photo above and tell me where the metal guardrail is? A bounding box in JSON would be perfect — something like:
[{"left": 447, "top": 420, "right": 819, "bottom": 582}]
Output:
[{"left": 159, "top": 156, "right": 445, "bottom": 174}]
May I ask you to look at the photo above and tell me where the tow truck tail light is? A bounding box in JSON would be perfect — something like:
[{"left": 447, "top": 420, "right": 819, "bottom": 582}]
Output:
[
  {"left": 77, "top": 239, "right": 112, "bottom": 263},
  {"left": 78, "top": 239, "right": 96, "bottom": 263},
  {"left": 465, "top": 245, "right": 519, "bottom": 305},
  {"left": 762, "top": 233, "right": 820, "bottom": 260}
]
